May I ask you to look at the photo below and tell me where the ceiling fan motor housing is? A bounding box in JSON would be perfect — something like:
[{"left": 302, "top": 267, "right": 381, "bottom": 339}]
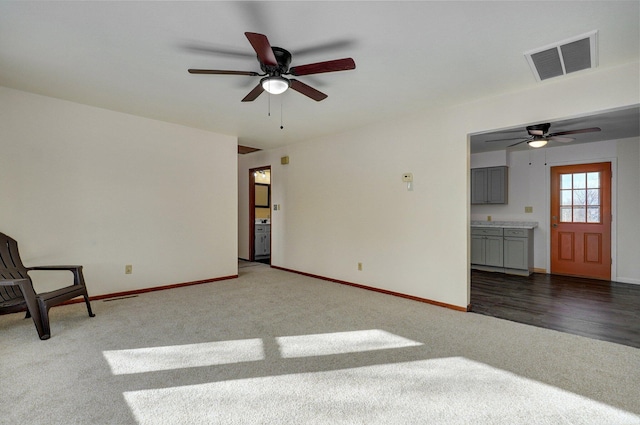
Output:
[
  {"left": 526, "top": 123, "right": 551, "bottom": 136},
  {"left": 260, "top": 47, "right": 292, "bottom": 75}
]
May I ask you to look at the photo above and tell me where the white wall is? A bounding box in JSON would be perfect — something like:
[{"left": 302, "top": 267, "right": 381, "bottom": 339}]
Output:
[
  {"left": 1, "top": 87, "right": 238, "bottom": 296},
  {"left": 616, "top": 137, "right": 640, "bottom": 284},
  {"left": 471, "top": 137, "right": 640, "bottom": 284},
  {"left": 239, "top": 62, "right": 639, "bottom": 308}
]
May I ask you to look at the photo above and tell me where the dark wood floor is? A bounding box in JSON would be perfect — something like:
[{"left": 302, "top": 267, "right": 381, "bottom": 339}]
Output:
[{"left": 470, "top": 270, "right": 640, "bottom": 349}]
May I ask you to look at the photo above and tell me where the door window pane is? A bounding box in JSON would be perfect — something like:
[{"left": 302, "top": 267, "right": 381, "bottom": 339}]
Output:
[
  {"left": 573, "top": 190, "right": 586, "bottom": 206},
  {"left": 573, "top": 173, "right": 586, "bottom": 189},
  {"left": 560, "top": 190, "right": 572, "bottom": 206},
  {"left": 587, "top": 207, "right": 600, "bottom": 223},
  {"left": 560, "top": 207, "right": 572, "bottom": 222},
  {"left": 587, "top": 172, "right": 600, "bottom": 188},
  {"left": 587, "top": 189, "right": 600, "bottom": 206},
  {"left": 573, "top": 207, "right": 586, "bottom": 222},
  {"left": 560, "top": 174, "right": 572, "bottom": 189}
]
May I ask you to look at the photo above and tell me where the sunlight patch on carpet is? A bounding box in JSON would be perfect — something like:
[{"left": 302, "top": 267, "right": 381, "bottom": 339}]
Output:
[
  {"left": 103, "top": 339, "right": 264, "bottom": 375},
  {"left": 276, "top": 329, "right": 422, "bottom": 358},
  {"left": 122, "top": 357, "right": 640, "bottom": 424}
]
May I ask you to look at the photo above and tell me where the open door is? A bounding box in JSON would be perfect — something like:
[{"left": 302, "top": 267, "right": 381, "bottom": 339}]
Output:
[
  {"left": 249, "top": 167, "right": 271, "bottom": 263},
  {"left": 550, "top": 162, "right": 611, "bottom": 280}
]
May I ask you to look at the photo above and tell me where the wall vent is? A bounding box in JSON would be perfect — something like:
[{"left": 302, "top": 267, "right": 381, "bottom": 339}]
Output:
[{"left": 524, "top": 30, "right": 598, "bottom": 82}]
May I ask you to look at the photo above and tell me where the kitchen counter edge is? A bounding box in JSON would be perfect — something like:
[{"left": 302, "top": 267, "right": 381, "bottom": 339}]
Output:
[{"left": 471, "top": 221, "right": 538, "bottom": 229}]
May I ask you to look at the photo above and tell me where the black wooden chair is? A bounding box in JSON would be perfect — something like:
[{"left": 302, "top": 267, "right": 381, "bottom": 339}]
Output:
[{"left": 0, "top": 232, "right": 94, "bottom": 340}]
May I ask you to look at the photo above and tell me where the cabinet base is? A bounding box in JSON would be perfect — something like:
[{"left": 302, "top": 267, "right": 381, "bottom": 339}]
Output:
[{"left": 471, "top": 264, "right": 532, "bottom": 276}]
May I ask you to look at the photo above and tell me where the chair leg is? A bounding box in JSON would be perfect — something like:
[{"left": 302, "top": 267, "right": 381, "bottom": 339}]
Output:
[
  {"left": 15, "top": 279, "right": 48, "bottom": 340},
  {"left": 84, "top": 295, "right": 95, "bottom": 317},
  {"left": 35, "top": 309, "right": 51, "bottom": 340}
]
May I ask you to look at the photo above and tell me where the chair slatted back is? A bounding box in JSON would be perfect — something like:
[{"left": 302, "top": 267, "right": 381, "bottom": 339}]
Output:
[{"left": 0, "top": 233, "right": 29, "bottom": 305}]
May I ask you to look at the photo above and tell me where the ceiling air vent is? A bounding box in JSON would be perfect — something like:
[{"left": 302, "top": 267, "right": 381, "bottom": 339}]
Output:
[{"left": 525, "top": 30, "right": 598, "bottom": 82}]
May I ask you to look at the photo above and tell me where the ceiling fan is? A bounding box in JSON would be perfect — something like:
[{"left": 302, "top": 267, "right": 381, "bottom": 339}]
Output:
[
  {"left": 485, "top": 123, "right": 601, "bottom": 148},
  {"left": 188, "top": 32, "right": 356, "bottom": 102}
]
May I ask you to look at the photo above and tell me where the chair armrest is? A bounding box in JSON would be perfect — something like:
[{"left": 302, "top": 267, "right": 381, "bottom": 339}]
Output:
[
  {"left": 27, "top": 265, "right": 82, "bottom": 271},
  {"left": 26, "top": 265, "right": 86, "bottom": 288}
]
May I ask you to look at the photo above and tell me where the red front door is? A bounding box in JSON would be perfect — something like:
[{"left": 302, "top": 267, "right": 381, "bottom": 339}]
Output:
[{"left": 550, "top": 162, "right": 611, "bottom": 280}]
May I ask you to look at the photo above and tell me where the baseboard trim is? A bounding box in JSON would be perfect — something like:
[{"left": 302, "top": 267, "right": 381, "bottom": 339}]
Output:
[
  {"left": 532, "top": 267, "right": 547, "bottom": 274},
  {"left": 61, "top": 275, "right": 238, "bottom": 305},
  {"left": 271, "top": 265, "right": 469, "bottom": 312}
]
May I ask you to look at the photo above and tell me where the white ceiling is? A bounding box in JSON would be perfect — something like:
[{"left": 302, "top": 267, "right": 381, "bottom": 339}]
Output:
[{"left": 1, "top": 1, "right": 638, "bottom": 151}]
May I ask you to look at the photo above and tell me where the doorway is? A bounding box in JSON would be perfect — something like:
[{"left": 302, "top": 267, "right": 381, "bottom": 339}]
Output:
[
  {"left": 550, "top": 162, "right": 611, "bottom": 280},
  {"left": 249, "top": 166, "right": 271, "bottom": 264}
]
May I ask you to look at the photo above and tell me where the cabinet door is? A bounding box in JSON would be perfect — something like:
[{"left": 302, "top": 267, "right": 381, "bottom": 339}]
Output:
[
  {"left": 255, "top": 233, "right": 266, "bottom": 256},
  {"left": 264, "top": 232, "right": 271, "bottom": 255},
  {"left": 471, "top": 168, "right": 488, "bottom": 204},
  {"left": 487, "top": 167, "right": 507, "bottom": 204},
  {"left": 470, "top": 235, "right": 485, "bottom": 265},
  {"left": 504, "top": 237, "right": 527, "bottom": 270},
  {"left": 484, "top": 236, "right": 504, "bottom": 267}
]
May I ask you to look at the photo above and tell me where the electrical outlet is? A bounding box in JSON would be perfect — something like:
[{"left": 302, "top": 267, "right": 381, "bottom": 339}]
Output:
[
  {"left": 402, "top": 173, "right": 413, "bottom": 182},
  {"left": 358, "top": 262, "right": 363, "bottom": 271},
  {"left": 125, "top": 265, "right": 132, "bottom": 274}
]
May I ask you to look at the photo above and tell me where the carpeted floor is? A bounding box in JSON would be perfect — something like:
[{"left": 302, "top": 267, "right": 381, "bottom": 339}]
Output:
[{"left": 1, "top": 263, "right": 639, "bottom": 424}]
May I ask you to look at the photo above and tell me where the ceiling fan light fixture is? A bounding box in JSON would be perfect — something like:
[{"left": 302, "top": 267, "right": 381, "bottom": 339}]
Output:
[
  {"left": 261, "top": 76, "right": 289, "bottom": 95},
  {"left": 528, "top": 136, "right": 548, "bottom": 148}
]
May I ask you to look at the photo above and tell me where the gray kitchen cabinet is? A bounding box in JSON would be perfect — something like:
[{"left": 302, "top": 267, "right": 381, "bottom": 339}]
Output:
[
  {"left": 254, "top": 224, "right": 270, "bottom": 259},
  {"left": 503, "top": 228, "right": 534, "bottom": 275},
  {"left": 471, "top": 227, "right": 504, "bottom": 267},
  {"left": 471, "top": 166, "right": 508, "bottom": 204},
  {"left": 470, "top": 235, "right": 485, "bottom": 265},
  {"left": 471, "top": 226, "right": 533, "bottom": 275}
]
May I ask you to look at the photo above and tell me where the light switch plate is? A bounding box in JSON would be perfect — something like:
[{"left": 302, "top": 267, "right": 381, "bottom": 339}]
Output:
[{"left": 525, "top": 206, "right": 533, "bottom": 213}]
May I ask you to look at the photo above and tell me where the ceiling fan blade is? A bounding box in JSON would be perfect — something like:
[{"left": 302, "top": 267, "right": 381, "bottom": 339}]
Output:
[
  {"left": 549, "top": 136, "right": 575, "bottom": 143},
  {"left": 507, "top": 139, "right": 529, "bottom": 148},
  {"left": 289, "top": 79, "right": 328, "bottom": 101},
  {"left": 548, "top": 127, "right": 601, "bottom": 137},
  {"left": 241, "top": 84, "right": 264, "bottom": 102},
  {"left": 485, "top": 137, "right": 527, "bottom": 143},
  {"left": 244, "top": 32, "right": 278, "bottom": 67},
  {"left": 289, "top": 58, "right": 356, "bottom": 76},
  {"left": 188, "top": 69, "right": 259, "bottom": 76}
]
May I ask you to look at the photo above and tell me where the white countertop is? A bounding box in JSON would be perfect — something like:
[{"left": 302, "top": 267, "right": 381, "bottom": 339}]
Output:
[{"left": 471, "top": 220, "right": 538, "bottom": 229}]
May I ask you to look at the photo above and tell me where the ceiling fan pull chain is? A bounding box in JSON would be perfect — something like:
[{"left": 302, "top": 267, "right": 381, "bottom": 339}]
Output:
[
  {"left": 544, "top": 149, "right": 547, "bottom": 166},
  {"left": 268, "top": 92, "right": 271, "bottom": 117},
  {"left": 280, "top": 99, "right": 284, "bottom": 130}
]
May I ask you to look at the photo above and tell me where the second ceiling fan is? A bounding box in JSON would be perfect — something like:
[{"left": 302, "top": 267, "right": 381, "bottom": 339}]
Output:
[
  {"left": 485, "top": 123, "right": 601, "bottom": 148},
  {"left": 188, "top": 32, "right": 356, "bottom": 102}
]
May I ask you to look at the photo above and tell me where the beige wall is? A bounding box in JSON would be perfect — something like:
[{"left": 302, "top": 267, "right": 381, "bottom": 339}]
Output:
[
  {"left": 239, "top": 62, "right": 640, "bottom": 308},
  {"left": 1, "top": 87, "right": 238, "bottom": 296}
]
